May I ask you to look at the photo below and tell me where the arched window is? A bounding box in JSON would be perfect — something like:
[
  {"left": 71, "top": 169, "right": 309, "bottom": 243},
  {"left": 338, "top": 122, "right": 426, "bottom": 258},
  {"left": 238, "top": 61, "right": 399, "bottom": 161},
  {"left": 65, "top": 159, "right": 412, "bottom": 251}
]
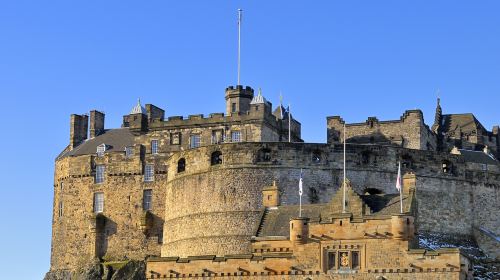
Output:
[
  {"left": 177, "top": 158, "right": 186, "bottom": 173},
  {"left": 211, "top": 151, "right": 223, "bottom": 165}
]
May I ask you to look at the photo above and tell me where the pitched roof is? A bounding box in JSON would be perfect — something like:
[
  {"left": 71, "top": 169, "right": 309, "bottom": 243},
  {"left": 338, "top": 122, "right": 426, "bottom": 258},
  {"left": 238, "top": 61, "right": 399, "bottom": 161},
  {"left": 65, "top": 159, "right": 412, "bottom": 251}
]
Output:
[
  {"left": 442, "top": 113, "right": 485, "bottom": 135},
  {"left": 58, "top": 128, "right": 135, "bottom": 158},
  {"left": 250, "top": 89, "right": 267, "bottom": 105},
  {"left": 256, "top": 184, "right": 412, "bottom": 238},
  {"left": 458, "top": 149, "right": 498, "bottom": 165}
]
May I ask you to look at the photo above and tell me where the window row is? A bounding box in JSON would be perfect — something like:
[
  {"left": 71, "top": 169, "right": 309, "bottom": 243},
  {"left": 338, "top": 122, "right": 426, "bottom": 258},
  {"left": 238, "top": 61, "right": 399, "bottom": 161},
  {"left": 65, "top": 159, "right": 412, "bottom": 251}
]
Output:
[
  {"left": 92, "top": 190, "right": 153, "bottom": 214},
  {"left": 94, "top": 164, "right": 156, "bottom": 184}
]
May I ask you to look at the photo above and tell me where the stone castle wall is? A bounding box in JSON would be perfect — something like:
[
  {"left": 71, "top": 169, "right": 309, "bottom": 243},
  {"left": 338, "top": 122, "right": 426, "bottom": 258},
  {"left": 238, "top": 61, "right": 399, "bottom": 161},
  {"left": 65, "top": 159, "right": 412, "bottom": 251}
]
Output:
[
  {"left": 51, "top": 141, "right": 500, "bottom": 270},
  {"left": 327, "top": 110, "right": 437, "bottom": 150}
]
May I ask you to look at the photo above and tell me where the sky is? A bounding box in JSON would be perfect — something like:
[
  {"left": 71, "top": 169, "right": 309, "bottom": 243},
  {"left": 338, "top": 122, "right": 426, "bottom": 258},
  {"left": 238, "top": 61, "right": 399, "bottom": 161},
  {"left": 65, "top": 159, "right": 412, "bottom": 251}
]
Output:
[{"left": 0, "top": 1, "right": 499, "bottom": 279}]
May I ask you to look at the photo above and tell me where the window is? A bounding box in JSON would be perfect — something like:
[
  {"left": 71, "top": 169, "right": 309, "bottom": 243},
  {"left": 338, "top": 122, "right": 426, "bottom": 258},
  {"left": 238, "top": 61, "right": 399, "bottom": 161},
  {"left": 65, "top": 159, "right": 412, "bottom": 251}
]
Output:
[
  {"left": 58, "top": 201, "right": 63, "bottom": 218},
  {"left": 232, "top": 103, "right": 237, "bottom": 113},
  {"left": 177, "top": 158, "right": 186, "bottom": 173},
  {"left": 211, "top": 151, "right": 223, "bottom": 165},
  {"left": 60, "top": 182, "right": 64, "bottom": 192},
  {"left": 95, "top": 165, "right": 105, "bottom": 184},
  {"left": 144, "top": 164, "right": 154, "bottom": 182},
  {"left": 211, "top": 130, "right": 224, "bottom": 144},
  {"left": 258, "top": 148, "right": 272, "bottom": 162},
  {"left": 190, "top": 134, "right": 201, "bottom": 148},
  {"left": 151, "top": 140, "right": 159, "bottom": 154},
  {"left": 171, "top": 133, "right": 181, "bottom": 145},
  {"left": 351, "top": 251, "right": 360, "bottom": 269},
  {"left": 93, "top": 192, "right": 104, "bottom": 213},
  {"left": 143, "top": 190, "right": 153, "bottom": 211},
  {"left": 482, "top": 164, "right": 488, "bottom": 171},
  {"left": 312, "top": 151, "right": 321, "bottom": 163},
  {"left": 125, "top": 146, "right": 134, "bottom": 157},
  {"left": 327, "top": 252, "right": 336, "bottom": 270},
  {"left": 97, "top": 144, "right": 106, "bottom": 157},
  {"left": 231, "top": 131, "right": 241, "bottom": 142}
]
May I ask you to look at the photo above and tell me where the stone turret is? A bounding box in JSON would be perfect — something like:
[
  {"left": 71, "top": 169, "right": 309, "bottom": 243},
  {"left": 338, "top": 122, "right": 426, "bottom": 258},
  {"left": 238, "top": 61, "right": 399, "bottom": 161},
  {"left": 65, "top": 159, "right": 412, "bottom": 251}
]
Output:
[
  {"left": 262, "top": 181, "right": 280, "bottom": 208},
  {"left": 225, "top": 85, "right": 254, "bottom": 115},
  {"left": 290, "top": 217, "right": 309, "bottom": 245}
]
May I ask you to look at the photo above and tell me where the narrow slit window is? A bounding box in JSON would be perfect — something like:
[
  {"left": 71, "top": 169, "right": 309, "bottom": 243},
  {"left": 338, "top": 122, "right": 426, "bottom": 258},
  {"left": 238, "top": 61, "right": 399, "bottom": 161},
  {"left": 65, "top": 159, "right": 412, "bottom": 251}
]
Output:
[{"left": 58, "top": 201, "right": 63, "bottom": 218}]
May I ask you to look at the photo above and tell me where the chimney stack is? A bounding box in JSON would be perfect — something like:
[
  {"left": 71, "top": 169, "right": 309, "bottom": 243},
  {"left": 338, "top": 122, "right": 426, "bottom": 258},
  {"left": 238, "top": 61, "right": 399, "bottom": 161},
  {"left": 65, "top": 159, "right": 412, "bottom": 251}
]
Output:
[
  {"left": 90, "top": 110, "right": 105, "bottom": 138},
  {"left": 70, "top": 114, "right": 88, "bottom": 150}
]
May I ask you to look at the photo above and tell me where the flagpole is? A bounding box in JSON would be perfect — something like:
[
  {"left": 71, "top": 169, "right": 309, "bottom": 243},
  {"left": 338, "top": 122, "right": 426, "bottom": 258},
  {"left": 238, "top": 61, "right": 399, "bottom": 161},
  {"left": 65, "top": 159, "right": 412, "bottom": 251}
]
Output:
[
  {"left": 237, "top": 9, "right": 242, "bottom": 85},
  {"left": 399, "top": 161, "right": 403, "bottom": 214},
  {"left": 288, "top": 104, "right": 291, "bottom": 143},
  {"left": 343, "top": 124, "right": 346, "bottom": 213},
  {"left": 299, "top": 168, "right": 303, "bottom": 217}
]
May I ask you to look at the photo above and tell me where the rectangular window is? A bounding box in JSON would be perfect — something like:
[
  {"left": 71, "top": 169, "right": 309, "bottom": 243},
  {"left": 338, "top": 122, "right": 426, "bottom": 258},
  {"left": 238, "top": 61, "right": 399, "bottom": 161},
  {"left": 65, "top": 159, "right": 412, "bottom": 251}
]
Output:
[
  {"left": 211, "top": 130, "right": 224, "bottom": 144},
  {"left": 95, "top": 165, "right": 105, "bottom": 184},
  {"left": 327, "top": 252, "right": 336, "bottom": 270},
  {"left": 58, "top": 201, "right": 63, "bottom": 218},
  {"left": 232, "top": 103, "right": 237, "bottom": 113},
  {"left": 93, "top": 192, "right": 104, "bottom": 213},
  {"left": 151, "top": 140, "right": 159, "bottom": 154},
  {"left": 60, "top": 182, "right": 64, "bottom": 192},
  {"left": 171, "top": 133, "right": 181, "bottom": 145},
  {"left": 189, "top": 134, "right": 201, "bottom": 148},
  {"left": 125, "top": 146, "right": 134, "bottom": 157},
  {"left": 231, "top": 131, "right": 242, "bottom": 142},
  {"left": 143, "top": 189, "right": 153, "bottom": 211},
  {"left": 352, "top": 251, "right": 360, "bottom": 269},
  {"left": 144, "top": 164, "right": 154, "bottom": 182}
]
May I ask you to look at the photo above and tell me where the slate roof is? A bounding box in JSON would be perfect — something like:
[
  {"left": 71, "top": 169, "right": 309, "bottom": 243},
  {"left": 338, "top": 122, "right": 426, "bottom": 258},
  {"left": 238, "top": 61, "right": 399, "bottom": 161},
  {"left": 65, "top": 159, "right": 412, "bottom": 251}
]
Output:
[
  {"left": 58, "top": 128, "right": 135, "bottom": 158},
  {"left": 257, "top": 193, "right": 410, "bottom": 238},
  {"left": 442, "top": 113, "right": 485, "bottom": 135},
  {"left": 458, "top": 149, "right": 497, "bottom": 165}
]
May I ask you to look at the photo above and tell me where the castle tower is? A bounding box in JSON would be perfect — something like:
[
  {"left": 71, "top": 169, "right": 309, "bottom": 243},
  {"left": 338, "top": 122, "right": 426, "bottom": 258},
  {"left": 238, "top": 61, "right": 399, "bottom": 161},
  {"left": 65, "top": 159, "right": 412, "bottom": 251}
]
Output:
[
  {"left": 289, "top": 217, "right": 309, "bottom": 245},
  {"left": 225, "top": 85, "right": 254, "bottom": 115}
]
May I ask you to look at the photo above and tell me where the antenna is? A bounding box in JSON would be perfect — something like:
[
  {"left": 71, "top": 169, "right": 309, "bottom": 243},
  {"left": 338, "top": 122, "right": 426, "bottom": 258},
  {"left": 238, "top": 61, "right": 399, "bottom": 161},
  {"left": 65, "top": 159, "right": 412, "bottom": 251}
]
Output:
[{"left": 237, "top": 9, "right": 243, "bottom": 85}]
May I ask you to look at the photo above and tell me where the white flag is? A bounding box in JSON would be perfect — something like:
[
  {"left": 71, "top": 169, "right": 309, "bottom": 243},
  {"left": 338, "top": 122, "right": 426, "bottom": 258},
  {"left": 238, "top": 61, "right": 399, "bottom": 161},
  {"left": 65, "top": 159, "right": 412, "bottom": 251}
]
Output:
[
  {"left": 396, "top": 162, "right": 402, "bottom": 192},
  {"left": 299, "top": 169, "right": 303, "bottom": 196}
]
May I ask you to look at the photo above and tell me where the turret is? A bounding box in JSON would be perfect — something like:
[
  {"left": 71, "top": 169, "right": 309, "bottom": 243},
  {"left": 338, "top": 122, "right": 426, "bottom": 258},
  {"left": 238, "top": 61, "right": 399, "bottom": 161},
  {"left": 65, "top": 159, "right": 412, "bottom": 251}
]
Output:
[
  {"left": 262, "top": 181, "right": 280, "bottom": 208},
  {"left": 225, "top": 85, "right": 254, "bottom": 115},
  {"left": 432, "top": 97, "right": 442, "bottom": 134},
  {"left": 290, "top": 217, "right": 309, "bottom": 245},
  {"left": 70, "top": 114, "right": 88, "bottom": 150}
]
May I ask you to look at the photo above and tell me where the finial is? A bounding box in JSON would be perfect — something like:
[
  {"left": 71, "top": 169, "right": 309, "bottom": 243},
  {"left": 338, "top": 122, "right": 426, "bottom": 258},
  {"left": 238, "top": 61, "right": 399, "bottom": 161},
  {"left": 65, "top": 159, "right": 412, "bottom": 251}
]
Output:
[
  {"left": 279, "top": 91, "right": 283, "bottom": 105},
  {"left": 436, "top": 89, "right": 441, "bottom": 105},
  {"left": 258, "top": 88, "right": 262, "bottom": 96}
]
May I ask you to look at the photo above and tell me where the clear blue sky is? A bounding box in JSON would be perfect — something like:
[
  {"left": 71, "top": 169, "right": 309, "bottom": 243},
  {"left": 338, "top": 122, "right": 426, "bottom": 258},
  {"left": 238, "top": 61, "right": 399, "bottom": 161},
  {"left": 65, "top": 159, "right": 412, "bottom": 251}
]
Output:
[{"left": 0, "top": 1, "right": 499, "bottom": 278}]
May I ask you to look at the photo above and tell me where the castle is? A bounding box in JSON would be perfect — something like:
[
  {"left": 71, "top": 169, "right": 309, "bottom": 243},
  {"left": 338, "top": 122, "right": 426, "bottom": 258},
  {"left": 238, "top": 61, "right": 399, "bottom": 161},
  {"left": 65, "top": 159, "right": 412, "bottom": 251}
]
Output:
[{"left": 47, "top": 85, "right": 499, "bottom": 279}]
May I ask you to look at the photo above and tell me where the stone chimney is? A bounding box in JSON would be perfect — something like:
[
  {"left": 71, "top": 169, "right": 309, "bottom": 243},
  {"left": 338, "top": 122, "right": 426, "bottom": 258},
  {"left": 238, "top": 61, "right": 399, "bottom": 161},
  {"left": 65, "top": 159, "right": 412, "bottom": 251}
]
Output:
[
  {"left": 89, "top": 110, "right": 105, "bottom": 138},
  {"left": 70, "top": 114, "right": 88, "bottom": 150}
]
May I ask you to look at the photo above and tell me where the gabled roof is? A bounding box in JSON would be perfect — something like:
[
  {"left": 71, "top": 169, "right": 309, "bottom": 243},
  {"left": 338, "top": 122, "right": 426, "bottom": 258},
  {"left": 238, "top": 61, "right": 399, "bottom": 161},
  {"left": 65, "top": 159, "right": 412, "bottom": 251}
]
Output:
[{"left": 58, "top": 128, "right": 135, "bottom": 158}]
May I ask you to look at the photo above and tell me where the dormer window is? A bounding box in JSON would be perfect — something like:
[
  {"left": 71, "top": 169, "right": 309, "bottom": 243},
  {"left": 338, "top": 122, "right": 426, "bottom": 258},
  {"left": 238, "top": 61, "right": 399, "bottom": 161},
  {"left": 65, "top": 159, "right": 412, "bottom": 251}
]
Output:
[
  {"left": 97, "top": 144, "right": 107, "bottom": 157},
  {"left": 125, "top": 146, "right": 134, "bottom": 157}
]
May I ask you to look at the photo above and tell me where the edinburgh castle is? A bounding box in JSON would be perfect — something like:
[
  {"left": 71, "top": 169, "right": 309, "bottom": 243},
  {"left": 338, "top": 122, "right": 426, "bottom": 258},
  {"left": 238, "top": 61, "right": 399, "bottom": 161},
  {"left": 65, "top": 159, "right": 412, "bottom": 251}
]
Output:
[{"left": 45, "top": 85, "right": 499, "bottom": 280}]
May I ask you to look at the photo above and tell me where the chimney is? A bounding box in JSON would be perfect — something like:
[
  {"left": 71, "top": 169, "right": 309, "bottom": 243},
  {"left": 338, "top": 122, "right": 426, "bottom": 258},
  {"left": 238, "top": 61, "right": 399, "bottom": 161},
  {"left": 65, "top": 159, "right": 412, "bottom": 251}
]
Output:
[
  {"left": 90, "top": 110, "right": 105, "bottom": 138},
  {"left": 402, "top": 172, "right": 416, "bottom": 196},
  {"left": 70, "top": 114, "right": 88, "bottom": 150}
]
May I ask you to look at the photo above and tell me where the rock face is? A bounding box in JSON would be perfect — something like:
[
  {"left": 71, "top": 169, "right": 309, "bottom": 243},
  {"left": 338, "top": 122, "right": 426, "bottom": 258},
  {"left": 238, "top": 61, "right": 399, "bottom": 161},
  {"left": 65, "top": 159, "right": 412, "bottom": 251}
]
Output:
[
  {"left": 44, "top": 260, "right": 145, "bottom": 280},
  {"left": 110, "top": 261, "right": 145, "bottom": 280}
]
